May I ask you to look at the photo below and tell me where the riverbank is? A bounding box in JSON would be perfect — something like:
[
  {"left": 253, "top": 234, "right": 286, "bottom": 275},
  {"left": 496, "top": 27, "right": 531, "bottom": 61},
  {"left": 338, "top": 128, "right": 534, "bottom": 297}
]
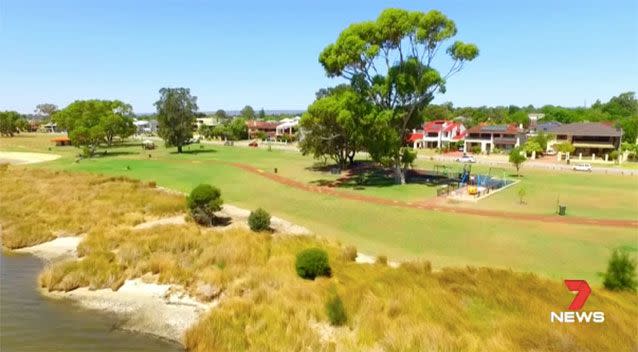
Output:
[
  {"left": 14, "top": 232, "right": 214, "bottom": 344},
  {"left": 0, "top": 251, "right": 183, "bottom": 352},
  {"left": 7, "top": 193, "right": 312, "bottom": 345}
]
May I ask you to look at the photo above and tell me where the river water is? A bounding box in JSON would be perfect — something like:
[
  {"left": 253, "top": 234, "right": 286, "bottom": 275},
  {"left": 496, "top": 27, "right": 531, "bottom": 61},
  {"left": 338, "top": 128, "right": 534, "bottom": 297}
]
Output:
[{"left": 0, "top": 251, "right": 183, "bottom": 352}]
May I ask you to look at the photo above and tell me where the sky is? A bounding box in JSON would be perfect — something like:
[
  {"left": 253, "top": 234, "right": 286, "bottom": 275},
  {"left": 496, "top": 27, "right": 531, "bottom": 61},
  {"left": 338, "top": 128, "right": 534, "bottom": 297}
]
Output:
[{"left": 1, "top": 0, "right": 637, "bottom": 114}]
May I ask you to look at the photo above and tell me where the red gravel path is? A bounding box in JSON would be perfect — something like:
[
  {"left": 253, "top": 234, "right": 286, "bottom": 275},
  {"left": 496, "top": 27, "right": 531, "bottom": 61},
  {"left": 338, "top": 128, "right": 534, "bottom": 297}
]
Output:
[{"left": 221, "top": 160, "right": 638, "bottom": 229}]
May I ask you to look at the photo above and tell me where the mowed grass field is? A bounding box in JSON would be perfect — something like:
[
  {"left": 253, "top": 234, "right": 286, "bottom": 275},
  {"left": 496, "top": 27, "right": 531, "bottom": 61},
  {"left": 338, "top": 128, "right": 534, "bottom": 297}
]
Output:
[{"left": 2, "top": 133, "right": 637, "bottom": 284}]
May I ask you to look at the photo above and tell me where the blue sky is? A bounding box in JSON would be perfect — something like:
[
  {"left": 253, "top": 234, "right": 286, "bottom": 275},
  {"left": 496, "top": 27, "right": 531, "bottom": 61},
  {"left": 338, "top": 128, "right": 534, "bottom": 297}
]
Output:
[{"left": 1, "top": 0, "right": 637, "bottom": 114}]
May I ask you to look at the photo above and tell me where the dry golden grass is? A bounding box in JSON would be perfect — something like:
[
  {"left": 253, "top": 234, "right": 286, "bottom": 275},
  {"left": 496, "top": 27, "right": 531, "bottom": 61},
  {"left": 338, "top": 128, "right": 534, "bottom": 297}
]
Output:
[
  {"left": 2, "top": 167, "right": 637, "bottom": 351},
  {"left": 0, "top": 166, "right": 184, "bottom": 249}
]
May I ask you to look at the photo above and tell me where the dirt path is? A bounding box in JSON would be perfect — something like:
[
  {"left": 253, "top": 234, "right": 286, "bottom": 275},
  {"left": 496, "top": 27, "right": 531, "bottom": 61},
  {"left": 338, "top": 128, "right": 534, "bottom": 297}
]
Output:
[{"left": 222, "top": 161, "right": 638, "bottom": 229}]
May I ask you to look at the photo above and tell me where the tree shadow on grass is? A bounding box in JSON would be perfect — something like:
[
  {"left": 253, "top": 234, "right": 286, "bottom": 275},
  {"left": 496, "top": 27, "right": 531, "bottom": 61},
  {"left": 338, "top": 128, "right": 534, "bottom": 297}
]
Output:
[
  {"left": 94, "top": 150, "right": 139, "bottom": 158},
  {"left": 169, "top": 148, "right": 218, "bottom": 155},
  {"left": 212, "top": 215, "right": 232, "bottom": 227}
]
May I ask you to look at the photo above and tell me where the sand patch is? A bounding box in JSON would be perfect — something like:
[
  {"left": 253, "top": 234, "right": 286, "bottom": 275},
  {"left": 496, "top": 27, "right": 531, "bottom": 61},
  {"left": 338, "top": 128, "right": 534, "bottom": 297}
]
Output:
[
  {"left": 43, "top": 278, "right": 216, "bottom": 343},
  {"left": 219, "top": 204, "right": 311, "bottom": 235},
  {"left": 356, "top": 252, "right": 400, "bottom": 268},
  {"left": 133, "top": 215, "right": 186, "bottom": 230},
  {"left": 15, "top": 235, "right": 83, "bottom": 261},
  {"left": 0, "top": 151, "right": 60, "bottom": 164}
]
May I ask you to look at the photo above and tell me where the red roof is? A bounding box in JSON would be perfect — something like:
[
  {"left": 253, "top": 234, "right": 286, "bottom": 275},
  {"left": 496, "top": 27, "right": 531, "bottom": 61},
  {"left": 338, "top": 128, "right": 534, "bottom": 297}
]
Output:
[
  {"left": 423, "top": 120, "right": 463, "bottom": 133},
  {"left": 246, "top": 120, "right": 279, "bottom": 129},
  {"left": 407, "top": 133, "right": 423, "bottom": 142}
]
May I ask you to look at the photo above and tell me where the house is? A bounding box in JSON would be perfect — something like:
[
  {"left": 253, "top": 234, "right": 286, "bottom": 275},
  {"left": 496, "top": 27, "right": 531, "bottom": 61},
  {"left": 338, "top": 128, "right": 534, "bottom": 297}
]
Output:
[
  {"left": 40, "top": 122, "right": 59, "bottom": 133},
  {"left": 275, "top": 116, "right": 301, "bottom": 137},
  {"left": 246, "top": 120, "right": 279, "bottom": 139},
  {"left": 408, "top": 120, "right": 466, "bottom": 149},
  {"left": 463, "top": 124, "right": 527, "bottom": 153},
  {"left": 535, "top": 121, "right": 562, "bottom": 133},
  {"left": 195, "top": 117, "right": 220, "bottom": 130},
  {"left": 547, "top": 122, "right": 622, "bottom": 156},
  {"left": 133, "top": 119, "right": 158, "bottom": 134}
]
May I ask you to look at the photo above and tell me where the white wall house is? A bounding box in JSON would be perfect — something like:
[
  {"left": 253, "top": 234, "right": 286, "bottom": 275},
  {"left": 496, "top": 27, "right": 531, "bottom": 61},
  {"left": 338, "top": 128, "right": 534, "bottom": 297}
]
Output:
[
  {"left": 463, "top": 124, "right": 526, "bottom": 153},
  {"left": 409, "top": 120, "right": 466, "bottom": 149}
]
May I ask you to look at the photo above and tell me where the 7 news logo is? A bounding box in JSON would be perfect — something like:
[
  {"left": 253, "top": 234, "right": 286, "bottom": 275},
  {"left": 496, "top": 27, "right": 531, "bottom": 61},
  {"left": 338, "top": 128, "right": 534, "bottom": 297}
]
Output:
[{"left": 550, "top": 280, "right": 605, "bottom": 323}]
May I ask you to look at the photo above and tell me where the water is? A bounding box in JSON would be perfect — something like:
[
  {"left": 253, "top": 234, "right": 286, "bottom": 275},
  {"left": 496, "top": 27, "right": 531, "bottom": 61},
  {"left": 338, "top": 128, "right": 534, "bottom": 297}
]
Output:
[{"left": 0, "top": 251, "right": 183, "bottom": 352}]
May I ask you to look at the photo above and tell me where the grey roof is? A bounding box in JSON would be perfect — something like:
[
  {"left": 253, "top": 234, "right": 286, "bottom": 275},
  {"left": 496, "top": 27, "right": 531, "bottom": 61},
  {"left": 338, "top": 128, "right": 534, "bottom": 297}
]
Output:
[
  {"left": 536, "top": 121, "right": 562, "bottom": 132},
  {"left": 548, "top": 122, "right": 622, "bottom": 137}
]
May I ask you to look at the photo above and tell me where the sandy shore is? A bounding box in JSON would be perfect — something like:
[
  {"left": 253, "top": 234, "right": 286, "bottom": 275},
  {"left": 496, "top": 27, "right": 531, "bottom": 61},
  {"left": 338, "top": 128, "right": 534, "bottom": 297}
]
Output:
[
  {"left": 0, "top": 151, "right": 60, "bottom": 164},
  {"left": 14, "top": 235, "right": 83, "bottom": 261},
  {"left": 15, "top": 233, "right": 214, "bottom": 344},
  {"left": 43, "top": 279, "right": 216, "bottom": 343}
]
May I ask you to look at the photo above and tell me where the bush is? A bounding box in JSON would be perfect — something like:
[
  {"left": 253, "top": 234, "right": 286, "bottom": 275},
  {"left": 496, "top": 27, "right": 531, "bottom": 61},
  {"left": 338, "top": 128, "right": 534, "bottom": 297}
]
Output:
[
  {"left": 187, "top": 184, "right": 223, "bottom": 226},
  {"left": 609, "top": 150, "right": 619, "bottom": 161},
  {"left": 342, "top": 245, "right": 357, "bottom": 262},
  {"left": 376, "top": 255, "right": 388, "bottom": 265},
  {"left": 295, "top": 248, "right": 331, "bottom": 280},
  {"left": 603, "top": 249, "right": 637, "bottom": 292},
  {"left": 248, "top": 208, "right": 271, "bottom": 232},
  {"left": 471, "top": 146, "right": 481, "bottom": 154},
  {"left": 325, "top": 294, "right": 347, "bottom": 326}
]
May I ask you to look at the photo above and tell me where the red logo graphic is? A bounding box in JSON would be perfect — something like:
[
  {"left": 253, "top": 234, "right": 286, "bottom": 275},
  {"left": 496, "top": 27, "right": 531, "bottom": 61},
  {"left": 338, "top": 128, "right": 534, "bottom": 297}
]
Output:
[{"left": 564, "top": 280, "right": 591, "bottom": 310}]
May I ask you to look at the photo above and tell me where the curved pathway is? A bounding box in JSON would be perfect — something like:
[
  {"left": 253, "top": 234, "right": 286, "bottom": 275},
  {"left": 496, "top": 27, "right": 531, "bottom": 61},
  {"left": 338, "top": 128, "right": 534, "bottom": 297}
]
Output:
[{"left": 222, "top": 161, "right": 638, "bottom": 229}]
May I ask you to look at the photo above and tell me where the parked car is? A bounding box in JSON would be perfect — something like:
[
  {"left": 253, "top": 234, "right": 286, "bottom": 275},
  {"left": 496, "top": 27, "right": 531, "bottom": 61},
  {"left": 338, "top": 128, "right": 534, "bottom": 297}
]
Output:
[
  {"left": 456, "top": 155, "right": 476, "bottom": 163},
  {"left": 573, "top": 163, "right": 592, "bottom": 172},
  {"left": 248, "top": 141, "right": 259, "bottom": 147},
  {"left": 546, "top": 149, "right": 557, "bottom": 156}
]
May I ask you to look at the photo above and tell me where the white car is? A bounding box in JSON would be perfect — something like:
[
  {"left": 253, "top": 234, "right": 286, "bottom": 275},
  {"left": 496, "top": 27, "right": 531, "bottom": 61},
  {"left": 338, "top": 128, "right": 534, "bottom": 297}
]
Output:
[
  {"left": 456, "top": 155, "right": 476, "bottom": 163},
  {"left": 573, "top": 163, "right": 592, "bottom": 172}
]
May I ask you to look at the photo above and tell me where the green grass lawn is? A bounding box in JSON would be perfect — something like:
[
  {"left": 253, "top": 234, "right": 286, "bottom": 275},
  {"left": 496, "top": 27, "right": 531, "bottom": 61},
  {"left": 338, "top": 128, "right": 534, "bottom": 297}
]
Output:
[{"left": 2, "top": 134, "right": 637, "bottom": 284}]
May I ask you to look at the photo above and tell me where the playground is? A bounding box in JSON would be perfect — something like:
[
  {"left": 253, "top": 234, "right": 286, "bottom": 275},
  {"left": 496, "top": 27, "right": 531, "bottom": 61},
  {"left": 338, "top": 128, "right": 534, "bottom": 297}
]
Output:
[{"left": 419, "top": 164, "right": 518, "bottom": 202}]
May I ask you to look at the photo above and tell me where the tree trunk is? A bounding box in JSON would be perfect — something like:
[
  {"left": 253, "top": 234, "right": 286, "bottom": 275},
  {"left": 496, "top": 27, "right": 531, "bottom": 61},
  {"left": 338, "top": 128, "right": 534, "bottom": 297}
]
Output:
[
  {"left": 177, "top": 145, "right": 183, "bottom": 153},
  {"left": 393, "top": 157, "right": 406, "bottom": 185},
  {"left": 347, "top": 151, "right": 355, "bottom": 166}
]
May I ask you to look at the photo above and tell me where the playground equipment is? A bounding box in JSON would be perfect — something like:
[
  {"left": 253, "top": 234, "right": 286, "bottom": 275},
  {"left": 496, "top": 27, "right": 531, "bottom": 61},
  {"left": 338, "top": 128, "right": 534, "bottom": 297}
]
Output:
[{"left": 459, "top": 165, "right": 471, "bottom": 185}]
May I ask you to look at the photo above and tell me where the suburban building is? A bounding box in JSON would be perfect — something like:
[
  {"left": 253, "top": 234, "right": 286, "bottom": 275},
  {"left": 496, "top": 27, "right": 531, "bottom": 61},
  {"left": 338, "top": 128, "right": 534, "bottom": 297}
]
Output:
[
  {"left": 246, "top": 120, "right": 279, "bottom": 139},
  {"left": 133, "top": 119, "right": 158, "bottom": 134},
  {"left": 408, "top": 120, "right": 466, "bottom": 149},
  {"left": 275, "top": 116, "right": 301, "bottom": 137},
  {"left": 194, "top": 117, "right": 220, "bottom": 130},
  {"left": 463, "top": 124, "right": 527, "bottom": 153},
  {"left": 547, "top": 122, "right": 622, "bottom": 156}
]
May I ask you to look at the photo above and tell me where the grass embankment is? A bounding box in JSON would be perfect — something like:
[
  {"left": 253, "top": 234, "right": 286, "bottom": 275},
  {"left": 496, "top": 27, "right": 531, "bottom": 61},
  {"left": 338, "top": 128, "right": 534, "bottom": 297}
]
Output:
[{"left": 0, "top": 167, "right": 637, "bottom": 351}]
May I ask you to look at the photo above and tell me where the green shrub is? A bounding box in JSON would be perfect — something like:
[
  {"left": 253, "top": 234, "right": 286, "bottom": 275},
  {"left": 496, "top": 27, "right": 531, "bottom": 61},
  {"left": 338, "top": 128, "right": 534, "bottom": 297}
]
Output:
[
  {"left": 609, "top": 150, "right": 619, "bottom": 161},
  {"left": 471, "top": 145, "right": 481, "bottom": 154},
  {"left": 325, "top": 294, "right": 347, "bottom": 326},
  {"left": 248, "top": 208, "right": 271, "bottom": 232},
  {"left": 187, "top": 184, "right": 223, "bottom": 226},
  {"left": 295, "top": 248, "right": 331, "bottom": 280},
  {"left": 603, "top": 249, "right": 637, "bottom": 292}
]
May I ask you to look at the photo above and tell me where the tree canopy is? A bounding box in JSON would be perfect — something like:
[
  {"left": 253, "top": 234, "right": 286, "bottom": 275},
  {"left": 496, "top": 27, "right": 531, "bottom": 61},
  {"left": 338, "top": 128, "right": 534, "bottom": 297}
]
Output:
[
  {"left": 52, "top": 99, "right": 135, "bottom": 154},
  {"left": 34, "top": 103, "right": 58, "bottom": 120},
  {"left": 299, "top": 86, "right": 367, "bottom": 168},
  {"left": 319, "top": 8, "right": 478, "bottom": 183},
  {"left": 241, "top": 105, "right": 255, "bottom": 120},
  {"left": 0, "top": 111, "right": 27, "bottom": 137},
  {"left": 155, "top": 88, "right": 198, "bottom": 153}
]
